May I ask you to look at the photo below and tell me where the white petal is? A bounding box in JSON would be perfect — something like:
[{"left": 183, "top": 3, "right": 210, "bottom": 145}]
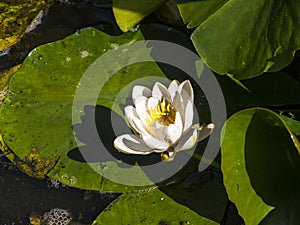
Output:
[
  {"left": 172, "top": 91, "right": 184, "bottom": 118},
  {"left": 152, "top": 82, "right": 171, "bottom": 100},
  {"left": 141, "top": 133, "right": 170, "bottom": 152},
  {"left": 183, "top": 100, "right": 194, "bottom": 132},
  {"left": 178, "top": 80, "right": 194, "bottom": 103},
  {"left": 174, "top": 128, "right": 198, "bottom": 152},
  {"left": 168, "top": 80, "right": 180, "bottom": 100},
  {"left": 124, "top": 106, "right": 151, "bottom": 137},
  {"left": 146, "top": 97, "right": 160, "bottom": 112},
  {"left": 135, "top": 97, "right": 150, "bottom": 128},
  {"left": 132, "top": 85, "right": 151, "bottom": 105},
  {"left": 164, "top": 111, "right": 183, "bottom": 144},
  {"left": 150, "top": 122, "right": 165, "bottom": 140},
  {"left": 193, "top": 123, "right": 215, "bottom": 142},
  {"left": 114, "top": 134, "right": 153, "bottom": 155},
  {"left": 172, "top": 91, "right": 193, "bottom": 132},
  {"left": 164, "top": 124, "right": 182, "bottom": 144}
]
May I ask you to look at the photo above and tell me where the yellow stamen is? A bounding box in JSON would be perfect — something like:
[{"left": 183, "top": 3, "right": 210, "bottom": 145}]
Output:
[
  {"left": 161, "top": 151, "right": 175, "bottom": 162},
  {"left": 148, "top": 99, "right": 176, "bottom": 126}
]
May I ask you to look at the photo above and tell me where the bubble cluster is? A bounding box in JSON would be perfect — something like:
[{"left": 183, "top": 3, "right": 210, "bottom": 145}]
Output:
[{"left": 42, "top": 208, "right": 72, "bottom": 225}]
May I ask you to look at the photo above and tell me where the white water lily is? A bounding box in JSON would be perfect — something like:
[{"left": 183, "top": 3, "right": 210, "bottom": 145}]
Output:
[{"left": 114, "top": 80, "right": 214, "bottom": 161}]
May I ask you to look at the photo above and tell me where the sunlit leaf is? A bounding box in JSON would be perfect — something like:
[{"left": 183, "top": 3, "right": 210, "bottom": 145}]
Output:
[
  {"left": 94, "top": 185, "right": 222, "bottom": 225},
  {"left": 113, "top": 0, "right": 166, "bottom": 32},
  {"left": 221, "top": 108, "right": 300, "bottom": 224},
  {"left": 191, "top": 0, "right": 300, "bottom": 79}
]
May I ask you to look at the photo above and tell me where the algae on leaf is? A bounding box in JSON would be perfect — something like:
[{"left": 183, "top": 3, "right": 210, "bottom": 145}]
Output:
[{"left": 0, "top": 0, "right": 50, "bottom": 51}]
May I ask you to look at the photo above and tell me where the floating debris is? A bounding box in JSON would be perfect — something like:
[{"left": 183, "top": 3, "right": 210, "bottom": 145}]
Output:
[
  {"left": 80, "top": 50, "right": 89, "bottom": 58},
  {"left": 42, "top": 208, "right": 72, "bottom": 225}
]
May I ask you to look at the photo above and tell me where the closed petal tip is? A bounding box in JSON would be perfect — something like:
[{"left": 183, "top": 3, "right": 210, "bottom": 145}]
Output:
[
  {"left": 168, "top": 80, "right": 180, "bottom": 100},
  {"left": 179, "top": 80, "right": 194, "bottom": 102},
  {"left": 132, "top": 85, "right": 151, "bottom": 105},
  {"left": 152, "top": 82, "right": 171, "bottom": 100}
]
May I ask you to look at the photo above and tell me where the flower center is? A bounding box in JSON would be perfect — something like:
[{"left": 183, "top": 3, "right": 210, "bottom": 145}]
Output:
[{"left": 148, "top": 99, "right": 176, "bottom": 126}]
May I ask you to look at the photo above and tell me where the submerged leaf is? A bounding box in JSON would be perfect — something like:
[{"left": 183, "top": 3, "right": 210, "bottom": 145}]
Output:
[{"left": 0, "top": 0, "right": 50, "bottom": 51}]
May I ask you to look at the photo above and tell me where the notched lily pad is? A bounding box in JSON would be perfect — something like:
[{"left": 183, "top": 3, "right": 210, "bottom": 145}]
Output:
[
  {"left": 112, "top": 0, "right": 166, "bottom": 32},
  {"left": 177, "top": 0, "right": 229, "bottom": 28}
]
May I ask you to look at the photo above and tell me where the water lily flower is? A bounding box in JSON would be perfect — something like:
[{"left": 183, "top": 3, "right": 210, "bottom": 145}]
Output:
[{"left": 114, "top": 80, "right": 214, "bottom": 161}]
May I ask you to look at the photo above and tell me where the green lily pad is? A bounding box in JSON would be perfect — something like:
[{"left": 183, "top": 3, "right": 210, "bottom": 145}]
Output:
[
  {"left": 191, "top": 0, "right": 300, "bottom": 79},
  {"left": 221, "top": 108, "right": 300, "bottom": 225},
  {"left": 0, "top": 24, "right": 204, "bottom": 192},
  {"left": 94, "top": 186, "right": 221, "bottom": 225},
  {"left": 177, "top": 0, "right": 229, "bottom": 28},
  {"left": 112, "top": 0, "right": 166, "bottom": 32},
  {"left": 0, "top": 26, "right": 172, "bottom": 192},
  {"left": 0, "top": 0, "right": 50, "bottom": 51}
]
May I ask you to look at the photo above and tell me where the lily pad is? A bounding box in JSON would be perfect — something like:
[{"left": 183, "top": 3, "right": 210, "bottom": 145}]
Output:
[
  {"left": 0, "top": 0, "right": 49, "bottom": 51},
  {"left": 0, "top": 26, "right": 168, "bottom": 191},
  {"left": 221, "top": 108, "right": 300, "bottom": 225},
  {"left": 0, "top": 24, "right": 204, "bottom": 192},
  {"left": 191, "top": 0, "right": 300, "bottom": 79},
  {"left": 112, "top": 0, "right": 166, "bottom": 32},
  {"left": 94, "top": 186, "right": 220, "bottom": 225}
]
